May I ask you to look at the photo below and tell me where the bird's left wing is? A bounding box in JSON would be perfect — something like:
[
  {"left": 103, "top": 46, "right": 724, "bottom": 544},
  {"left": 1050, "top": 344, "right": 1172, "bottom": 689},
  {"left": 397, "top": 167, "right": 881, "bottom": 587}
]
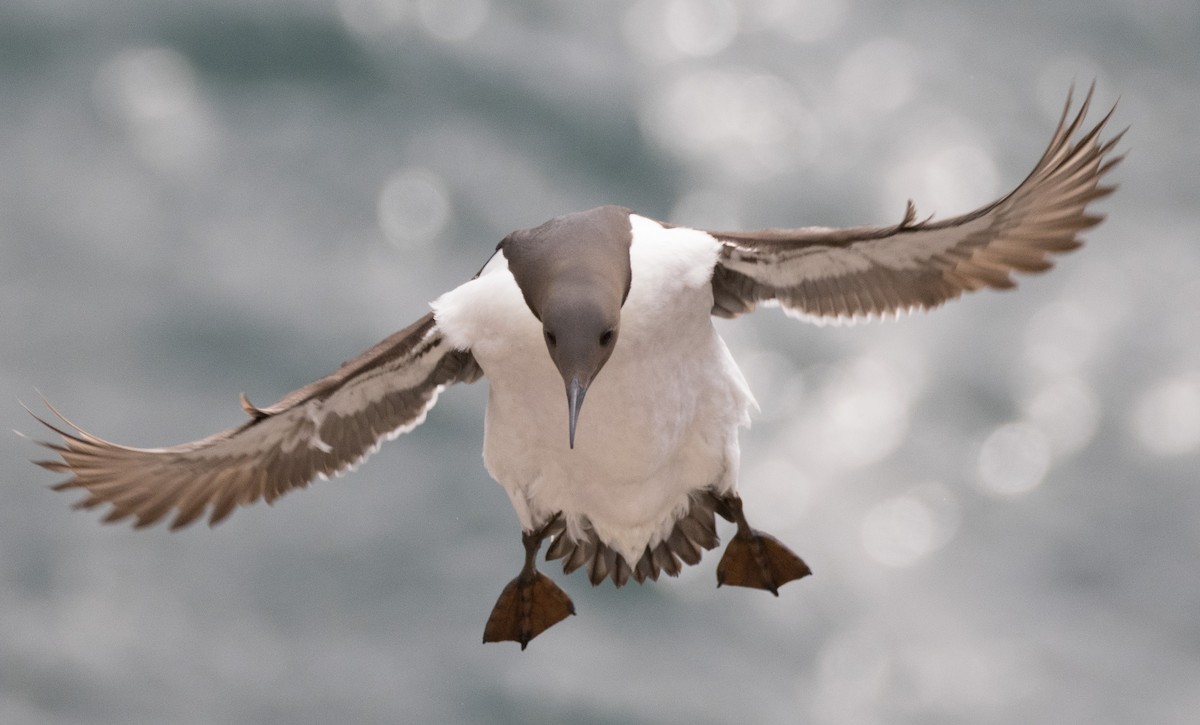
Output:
[
  {"left": 708, "top": 86, "right": 1124, "bottom": 322},
  {"left": 30, "top": 312, "right": 482, "bottom": 529}
]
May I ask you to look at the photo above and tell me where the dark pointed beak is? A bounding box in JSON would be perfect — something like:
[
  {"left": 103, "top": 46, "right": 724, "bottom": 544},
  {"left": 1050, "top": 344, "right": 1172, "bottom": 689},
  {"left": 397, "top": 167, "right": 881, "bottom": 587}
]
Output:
[{"left": 567, "top": 376, "right": 587, "bottom": 449}]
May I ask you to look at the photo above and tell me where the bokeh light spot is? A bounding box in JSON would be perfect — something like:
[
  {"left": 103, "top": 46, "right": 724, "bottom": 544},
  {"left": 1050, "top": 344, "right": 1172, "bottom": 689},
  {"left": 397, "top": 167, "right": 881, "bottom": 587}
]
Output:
[
  {"left": 377, "top": 167, "right": 451, "bottom": 250},
  {"left": 1023, "top": 300, "right": 1105, "bottom": 377},
  {"left": 641, "top": 70, "right": 820, "bottom": 177},
  {"left": 1022, "top": 376, "right": 1101, "bottom": 457},
  {"left": 664, "top": 0, "right": 739, "bottom": 57},
  {"left": 1130, "top": 373, "right": 1200, "bottom": 456},
  {"left": 752, "top": 0, "right": 847, "bottom": 43},
  {"left": 93, "top": 47, "right": 197, "bottom": 126},
  {"left": 976, "top": 422, "right": 1051, "bottom": 497},
  {"left": 416, "top": 0, "right": 489, "bottom": 42},
  {"left": 787, "top": 355, "right": 921, "bottom": 473},
  {"left": 878, "top": 107, "right": 1000, "bottom": 220},
  {"left": 813, "top": 628, "right": 892, "bottom": 722},
  {"left": 898, "top": 639, "right": 1042, "bottom": 711},
  {"left": 885, "top": 141, "right": 997, "bottom": 219},
  {"left": 747, "top": 456, "right": 812, "bottom": 532},
  {"left": 337, "top": 0, "right": 409, "bottom": 38},
  {"left": 862, "top": 482, "right": 960, "bottom": 567},
  {"left": 91, "top": 46, "right": 215, "bottom": 172},
  {"left": 835, "top": 38, "right": 918, "bottom": 114}
]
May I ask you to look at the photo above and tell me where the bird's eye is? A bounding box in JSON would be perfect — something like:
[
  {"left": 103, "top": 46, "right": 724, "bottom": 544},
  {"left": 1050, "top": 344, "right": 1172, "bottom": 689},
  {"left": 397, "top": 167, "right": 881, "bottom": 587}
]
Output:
[
  {"left": 599, "top": 329, "right": 614, "bottom": 347},
  {"left": 545, "top": 330, "right": 557, "bottom": 348}
]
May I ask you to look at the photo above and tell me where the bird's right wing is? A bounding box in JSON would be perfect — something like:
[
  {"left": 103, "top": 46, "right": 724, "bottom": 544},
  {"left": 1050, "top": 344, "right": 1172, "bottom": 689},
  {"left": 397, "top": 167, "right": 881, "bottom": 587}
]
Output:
[
  {"left": 708, "top": 86, "right": 1123, "bottom": 322},
  {"left": 31, "top": 312, "right": 482, "bottom": 530}
]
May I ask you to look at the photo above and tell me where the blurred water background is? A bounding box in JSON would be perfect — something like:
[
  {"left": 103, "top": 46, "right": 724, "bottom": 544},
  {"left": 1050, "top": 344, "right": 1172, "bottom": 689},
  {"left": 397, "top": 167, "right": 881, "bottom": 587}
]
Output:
[{"left": 2, "top": 1, "right": 1198, "bottom": 723}]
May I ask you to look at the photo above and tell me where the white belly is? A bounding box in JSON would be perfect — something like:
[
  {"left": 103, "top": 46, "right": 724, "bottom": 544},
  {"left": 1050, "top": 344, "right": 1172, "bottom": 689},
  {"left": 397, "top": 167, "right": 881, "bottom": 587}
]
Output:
[{"left": 432, "top": 215, "right": 755, "bottom": 563}]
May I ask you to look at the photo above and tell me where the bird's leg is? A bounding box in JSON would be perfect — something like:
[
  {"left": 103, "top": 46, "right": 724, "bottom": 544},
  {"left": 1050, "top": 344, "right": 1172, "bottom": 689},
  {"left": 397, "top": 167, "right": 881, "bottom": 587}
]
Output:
[
  {"left": 715, "top": 494, "right": 811, "bottom": 595},
  {"left": 482, "top": 513, "right": 575, "bottom": 650}
]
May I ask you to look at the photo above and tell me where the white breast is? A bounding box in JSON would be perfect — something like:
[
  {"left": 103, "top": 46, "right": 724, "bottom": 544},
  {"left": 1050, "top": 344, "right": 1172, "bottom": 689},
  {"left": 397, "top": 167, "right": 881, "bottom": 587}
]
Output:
[{"left": 432, "top": 215, "right": 755, "bottom": 563}]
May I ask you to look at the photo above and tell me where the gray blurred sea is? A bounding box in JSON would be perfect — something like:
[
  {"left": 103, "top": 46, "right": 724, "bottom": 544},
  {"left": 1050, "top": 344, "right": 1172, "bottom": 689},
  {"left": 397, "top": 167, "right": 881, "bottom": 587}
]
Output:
[{"left": 2, "top": 1, "right": 1198, "bottom": 723}]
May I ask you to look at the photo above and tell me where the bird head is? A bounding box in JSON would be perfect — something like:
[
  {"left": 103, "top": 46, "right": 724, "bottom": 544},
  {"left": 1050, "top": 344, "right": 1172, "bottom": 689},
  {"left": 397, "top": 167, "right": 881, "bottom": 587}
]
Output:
[
  {"left": 540, "top": 288, "right": 620, "bottom": 449},
  {"left": 500, "top": 205, "right": 634, "bottom": 450}
]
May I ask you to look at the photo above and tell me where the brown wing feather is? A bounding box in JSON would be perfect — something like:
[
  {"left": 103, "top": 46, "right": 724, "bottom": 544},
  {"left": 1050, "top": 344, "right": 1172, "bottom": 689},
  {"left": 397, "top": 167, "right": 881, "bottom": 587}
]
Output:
[
  {"left": 31, "top": 312, "right": 482, "bottom": 530},
  {"left": 710, "top": 85, "right": 1124, "bottom": 321}
]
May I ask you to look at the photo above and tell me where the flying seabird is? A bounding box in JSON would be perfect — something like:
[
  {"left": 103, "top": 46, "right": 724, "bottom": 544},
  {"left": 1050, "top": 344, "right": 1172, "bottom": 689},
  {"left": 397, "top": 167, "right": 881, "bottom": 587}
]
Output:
[{"left": 29, "top": 88, "right": 1122, "bottom": 649}]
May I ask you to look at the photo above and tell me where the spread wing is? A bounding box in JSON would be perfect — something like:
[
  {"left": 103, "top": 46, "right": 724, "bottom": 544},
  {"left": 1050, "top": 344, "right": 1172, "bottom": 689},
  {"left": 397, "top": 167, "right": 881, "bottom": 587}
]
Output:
[
  {"left": 709, "top": 86, "right": 1124, "bottom": 322},
  {"left": 31, "top": 312, "right": 482, "bottom": 530}
]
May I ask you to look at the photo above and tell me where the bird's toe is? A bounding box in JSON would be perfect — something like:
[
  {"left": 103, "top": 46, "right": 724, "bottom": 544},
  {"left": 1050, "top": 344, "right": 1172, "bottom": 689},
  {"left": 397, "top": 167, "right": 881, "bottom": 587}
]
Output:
[
  {"left": 482, "top": 570, "right": 575, "bottom": 650},
  {"left": 716, "top": 528, "right": 811, "bottom": 595}
]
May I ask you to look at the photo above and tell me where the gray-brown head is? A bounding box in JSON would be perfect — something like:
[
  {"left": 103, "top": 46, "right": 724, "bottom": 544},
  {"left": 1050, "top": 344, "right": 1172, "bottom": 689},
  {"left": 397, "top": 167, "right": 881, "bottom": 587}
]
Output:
[{"left": 500, "top": 205, "right": 633, "bottom": 448}]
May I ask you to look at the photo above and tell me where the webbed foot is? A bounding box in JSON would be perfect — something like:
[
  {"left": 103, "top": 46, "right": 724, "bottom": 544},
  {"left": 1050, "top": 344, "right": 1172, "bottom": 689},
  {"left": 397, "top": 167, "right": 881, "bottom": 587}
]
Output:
[
  {"left": 715, "top": 495, "right": 811, "bottom": 595},
  {"left": 482, "top": 515, "right": 575, "bottom": 649}
]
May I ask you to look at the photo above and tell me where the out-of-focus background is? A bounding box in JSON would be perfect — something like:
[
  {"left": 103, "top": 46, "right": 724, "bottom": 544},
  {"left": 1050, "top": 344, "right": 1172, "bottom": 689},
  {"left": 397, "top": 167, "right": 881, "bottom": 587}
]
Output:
[{"left": 2, "top": 1, "right": 1196, "bottom": 723}]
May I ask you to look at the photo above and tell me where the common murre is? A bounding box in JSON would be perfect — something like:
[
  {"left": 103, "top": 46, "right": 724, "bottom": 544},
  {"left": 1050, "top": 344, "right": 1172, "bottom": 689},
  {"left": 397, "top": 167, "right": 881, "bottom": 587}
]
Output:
[{"left": 28, "top": 87, "right": 1122, "bottom": 649}]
